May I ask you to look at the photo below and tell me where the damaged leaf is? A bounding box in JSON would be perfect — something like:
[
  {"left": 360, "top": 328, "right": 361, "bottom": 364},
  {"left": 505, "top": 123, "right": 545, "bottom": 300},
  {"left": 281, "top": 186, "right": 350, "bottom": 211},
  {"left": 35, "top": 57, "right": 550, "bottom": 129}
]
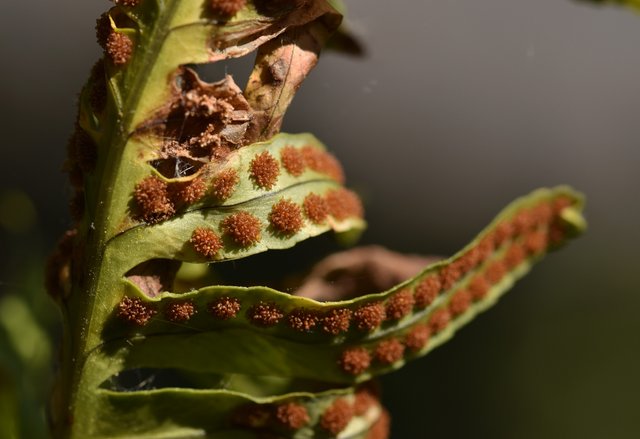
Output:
[{"left": 50, "top": 1, "right": 586, "bottom": 438}]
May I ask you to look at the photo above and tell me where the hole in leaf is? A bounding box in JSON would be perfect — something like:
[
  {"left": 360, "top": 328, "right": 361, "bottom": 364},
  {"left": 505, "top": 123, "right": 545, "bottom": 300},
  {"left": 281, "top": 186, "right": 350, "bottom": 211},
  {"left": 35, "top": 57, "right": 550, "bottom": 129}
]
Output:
[
  {"left": 123, "top": 236, "right": 347, "bottom": 296},
  {"left": 191, "top": 55, "right": 256, "bottom": 90},
  {"left": 109, "top": 8, "right": 137, "bottom": 30},
  {"left": 101, "top": 368, "right": 228, "bottom": 392},
  {"left": 205, "top": 234, "right": 340, "bottom": 293},
  {"left": 129, "top": 235, "right": 340, "bottom": 295},
  {"left": 102, "top": 368, "right": 348, "bottom": 396},
  {"left": 142, "top": 67, "right": 254, "bottom": 179},
  {"left": 295, "top": 246, "right": 439, "bottom": 302},
  {"left": 149, "top": 156, "right": 205, "bottom": 179},
  {"left": 126, "top": 239, "right": 436, "bottom": 302},
  {"left": 126, "top": 259, "right": 181, "bottom": 298}
]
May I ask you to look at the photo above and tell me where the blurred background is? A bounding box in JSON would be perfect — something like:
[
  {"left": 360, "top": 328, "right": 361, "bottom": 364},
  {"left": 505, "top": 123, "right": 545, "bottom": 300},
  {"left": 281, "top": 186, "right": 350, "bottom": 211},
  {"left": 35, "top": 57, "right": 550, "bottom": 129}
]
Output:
[{"left": 1, "top": 0, "right": 639, "bottom": 437}]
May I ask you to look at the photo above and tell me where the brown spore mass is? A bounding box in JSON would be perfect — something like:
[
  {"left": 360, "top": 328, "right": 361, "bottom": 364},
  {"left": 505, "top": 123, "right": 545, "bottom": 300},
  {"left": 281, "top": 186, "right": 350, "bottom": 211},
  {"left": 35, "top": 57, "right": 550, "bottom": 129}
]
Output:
[
  {"left": 440, "top": 264, "right": 462, "bottom": 290},
  {"left": 165, "top": 301, "right": 196, "bottom": 322},
  {"left": 367, "top": 409, "right": 391, "bottom": 439},
  {"left": 414, "top": 276, "right": 441, "bottom": 309},
  {"left": 106, "top": 31, "right": 133, "bottom": 65},
  {"left": 221, "top": 211, "right": 261, "bottom": 247},
  {"left": 89, "top": 60, "right": 107, "bottom": 112},
  {"left": 320, "top": 153, "right": 345, "bottom": 183},
  {"left": 303, "top": 193, "right": 329, "bottom": 224},
  {"left": 275, "top": 403, "right": 309, "bottom": 430},
  {"left": 190, "top": 227, "right": 223, "bottom": 259},
  {"left": 339, "top": 348, "right": 371, "bottom": 375},
  {"left": 428, "top": 308, "right": 451, "bottom": 334},
  {"left": 280, "top": 146, "right": 306, "bottom": 176},
  {"left": 485, "top": 260, "right": 507, "bottom": 284},
  {"left": 493, "top": 221, "right": 515, "bottom": 247},
  {"left": 301, "top": 146, "right": 345, "bottom": 183},
  {"left": 385, "top": 290, "right": 415, "bottom": 320},
  {"left": 171, "top": 178, "right": 206, "bottom": 205},
  {"left": 232, "top": 404, "right": 271, "bottom": 429},
  {"left": 458, "top": 247, "right": 481, "bottom": 272},
  {"left": 269, "top": 199, "right": 304, "bottom": 235},
  {"left": 513, "top": 209, "right": 534, "bottom": 234},
  {"left": 95, "top": 12, "right": 111, "bottom": 48},
  {"left": 134, "top": 176, "right": 175, "bottom": 223},
  {"left": 250, "top": 151, "right": 280, "bottom": 190},
  {"left": 468, "top": 275, "right": 490, "bottom": 301},
  {"left": 353, "top": 302, "right": 386, "bottom": 331},
  {"left": 404, "top": 324, "right": 430, "bottom": 352},
  {"left": 354, "top": 386, "right": 378, "bottom": 416},
  {"left": 211, "top": 168, "right": 239, "bottom": 201},
  {"left": 477, "top": 236, "right": 496, "bottom": 262},
  {"left": 321, "top": 308, "right": 352, "bottom": 335},
  {"left": 449, "top": 290, "right": 471, "bottom": 317},
  {"left": 301, "top": 145, "right": 324, "bottom": 171},
  {"left": 247, "top": 302, "right": 284, "bottom": 327},
  {"left": 208, "top": 296, "right": 241, "bottom": 320},
  {"left": 320, "top": 399, "right": 354, "bottom": 435},
  {"left": 533, "top": 203, "right": 553, "bottom": 226},
  {"left": 210, "top": 0, "right": 246, "bottom": 16},
  {"left": 504, "top": 243, "right": 525, "bottom": 269},
  {"left": 525, "top": 229, "right": 548, "bottom": 255},
  {"left": 68, "top": 128, "right": 97, "bottom": 173},
  {"left": 374, "top": 339, "right": 405, "bottom": 365},
  {"left": 117, "top": 296, "right": 157, "bottom": 326},
  {"left": 326, "top": 188, "right": 364, "bottom": 221},
  {"left": 287, "top": 308, "right": 318, "bottom": 332}
]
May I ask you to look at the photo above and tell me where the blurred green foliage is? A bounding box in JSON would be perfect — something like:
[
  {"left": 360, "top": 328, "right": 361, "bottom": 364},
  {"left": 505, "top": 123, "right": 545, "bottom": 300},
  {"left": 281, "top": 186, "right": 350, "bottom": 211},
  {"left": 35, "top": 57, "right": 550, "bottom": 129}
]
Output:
[{"left": 0, "top": 190, "right": 59, "bottom": 439}]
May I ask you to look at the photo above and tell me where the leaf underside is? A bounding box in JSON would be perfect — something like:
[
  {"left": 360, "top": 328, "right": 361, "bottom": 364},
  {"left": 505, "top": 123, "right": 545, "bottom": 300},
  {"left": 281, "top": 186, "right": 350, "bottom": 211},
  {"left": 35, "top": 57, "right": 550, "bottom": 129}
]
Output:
[
  {"left": 85, "top": 186, "right": 585, "bottom": 438},
  {"left": 51, "top": 1, "right": 587, "bottom": 438}
]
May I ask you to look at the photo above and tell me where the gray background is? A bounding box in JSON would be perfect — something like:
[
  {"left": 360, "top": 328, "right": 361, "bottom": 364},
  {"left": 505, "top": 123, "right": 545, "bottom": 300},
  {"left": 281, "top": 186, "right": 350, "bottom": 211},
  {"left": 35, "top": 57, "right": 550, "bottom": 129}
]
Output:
[{"left": 1, "top": 0, "right": 639, "bottom": 437}]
